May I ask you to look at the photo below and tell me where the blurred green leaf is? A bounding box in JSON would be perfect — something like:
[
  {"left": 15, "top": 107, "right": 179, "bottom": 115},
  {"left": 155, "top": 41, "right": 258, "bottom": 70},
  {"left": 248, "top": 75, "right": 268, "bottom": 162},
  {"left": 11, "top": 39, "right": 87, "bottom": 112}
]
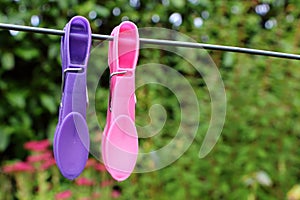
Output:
[
  {"left": 1, "top": 52, "right": 15, "bottom": 70},
  {"left": 15, "top": 47, "right": 39, "bottom": 60},
  {"left": 95, "top": 5, "right": 110, "bottom": 18},
  {"left": 223, "top": 52, "right": 235, "bottom": 68},
  {"left": 6, "top": 91, "right": 27, "bottom": 109},
  {"left": 0, "top": 130, "right": 9, "bottom": 151},
  {"left": 48, "top": 44, "right": 59, "bottom": 59},
  {"left": 40, "top": 94, "right": 57, "bottom": 114},
  {"left": 172, "top": 0, "right": 185, "bottom": 8}
]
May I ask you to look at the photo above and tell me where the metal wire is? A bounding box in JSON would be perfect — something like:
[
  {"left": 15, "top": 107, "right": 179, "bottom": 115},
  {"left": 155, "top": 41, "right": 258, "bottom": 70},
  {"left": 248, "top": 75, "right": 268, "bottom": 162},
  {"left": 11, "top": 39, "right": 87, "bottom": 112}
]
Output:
[{"left": 1, "top": 22, "right": 300, "bottom": 60}]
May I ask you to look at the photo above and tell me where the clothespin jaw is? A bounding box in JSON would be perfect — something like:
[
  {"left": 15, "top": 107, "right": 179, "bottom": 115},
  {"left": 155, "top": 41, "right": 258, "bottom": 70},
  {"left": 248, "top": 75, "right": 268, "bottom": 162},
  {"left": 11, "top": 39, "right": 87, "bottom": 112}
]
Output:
[
  {"left": 102, "top": 21, "right": 139, "bottom": 181},
  {"left": 54, "top": 16, "right": 91, "bottom": 180}
]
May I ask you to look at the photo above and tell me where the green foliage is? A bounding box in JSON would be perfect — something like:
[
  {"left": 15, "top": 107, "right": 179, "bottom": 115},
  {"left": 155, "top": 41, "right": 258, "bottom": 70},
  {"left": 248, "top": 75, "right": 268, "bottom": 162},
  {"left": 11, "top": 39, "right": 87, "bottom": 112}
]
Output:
[{"left": 1, "top": 0, "right": 300, "bottom": 199}]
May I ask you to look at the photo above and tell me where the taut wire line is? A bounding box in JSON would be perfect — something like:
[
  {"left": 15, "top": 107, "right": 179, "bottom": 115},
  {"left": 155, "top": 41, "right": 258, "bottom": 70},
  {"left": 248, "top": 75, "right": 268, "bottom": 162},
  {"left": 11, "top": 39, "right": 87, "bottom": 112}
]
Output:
[{"left": 0, "top": 22, "right": 300, "bottom": 60}]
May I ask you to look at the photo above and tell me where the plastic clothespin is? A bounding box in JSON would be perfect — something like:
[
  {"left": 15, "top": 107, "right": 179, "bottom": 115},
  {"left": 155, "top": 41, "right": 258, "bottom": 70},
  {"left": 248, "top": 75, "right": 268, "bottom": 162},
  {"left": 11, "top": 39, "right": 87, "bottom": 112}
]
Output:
[
  {"left": 53, "top": 16, "right": 91, "bottom": 180},
  {"left": 102, "top": 21, "right": 139, "bottom": 181}
]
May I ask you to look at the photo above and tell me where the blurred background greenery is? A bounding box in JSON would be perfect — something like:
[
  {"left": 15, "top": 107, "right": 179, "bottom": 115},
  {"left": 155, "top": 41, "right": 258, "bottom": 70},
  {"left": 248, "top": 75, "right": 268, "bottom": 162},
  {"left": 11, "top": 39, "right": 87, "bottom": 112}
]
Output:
[{"left": 1, "top": 0, "right": 300, "bottom": 199}]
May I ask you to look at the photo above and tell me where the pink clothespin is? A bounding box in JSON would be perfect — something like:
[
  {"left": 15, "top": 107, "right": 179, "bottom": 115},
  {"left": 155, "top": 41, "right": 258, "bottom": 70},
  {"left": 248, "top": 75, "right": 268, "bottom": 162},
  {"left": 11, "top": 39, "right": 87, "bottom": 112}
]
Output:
[{"left": 102, "top": 21, "right": 139, "bottom": 181}]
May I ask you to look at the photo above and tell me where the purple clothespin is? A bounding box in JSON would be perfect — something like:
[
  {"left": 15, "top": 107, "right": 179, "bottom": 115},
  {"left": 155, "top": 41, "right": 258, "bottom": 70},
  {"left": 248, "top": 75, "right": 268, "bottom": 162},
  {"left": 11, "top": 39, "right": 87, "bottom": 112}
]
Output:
[{"left": 53, "top": 16, "right": 91, "bottom": 180}]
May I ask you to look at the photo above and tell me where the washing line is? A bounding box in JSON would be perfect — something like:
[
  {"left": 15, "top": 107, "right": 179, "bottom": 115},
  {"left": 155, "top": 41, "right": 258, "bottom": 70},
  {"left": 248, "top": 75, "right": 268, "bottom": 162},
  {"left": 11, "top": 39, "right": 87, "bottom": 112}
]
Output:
[{"left": 0, "top": 22, "right": 300, "bottom": 60}]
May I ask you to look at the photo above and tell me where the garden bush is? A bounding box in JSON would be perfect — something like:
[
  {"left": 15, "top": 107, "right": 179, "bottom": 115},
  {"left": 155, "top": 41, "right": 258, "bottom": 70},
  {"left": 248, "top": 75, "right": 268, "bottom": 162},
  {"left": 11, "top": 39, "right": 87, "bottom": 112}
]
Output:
[{"left": 1, "top": 0, "right": 300, "bottom": 199}]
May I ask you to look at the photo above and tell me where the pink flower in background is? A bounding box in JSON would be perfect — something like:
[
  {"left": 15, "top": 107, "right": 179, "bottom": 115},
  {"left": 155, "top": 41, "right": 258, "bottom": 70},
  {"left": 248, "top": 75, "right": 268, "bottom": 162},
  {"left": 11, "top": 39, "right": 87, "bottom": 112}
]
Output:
[
  {"left": 92, "top": 192, "right": 101, "bottom": 199},
  {"left": 41, "top": 158, "right": 56, "bottom": 170},
  {"left": 94, "top": 163, "right": 106, "bottom": 172},
  {"left": 85, "top": 158, "right": 96, "bottom": 168},
  {"left": 112, "top": 190, "right": 121, "bottom": 198},
  {"left": 101, "top": 180, "right": 113, "bottom": 187},
  {"left": 27, "top": 151, "right": 52, "bottom": 163},
  {"left": 24, "top": 139, "right": 50, "bottom": 152},
  {"left": 75, "top": 177, "right": 95, "bottom": 186},
  {"left": 55, "top": 190, "right": 72, "bottom": 200},
  {"left": 78, "top": 197, "right": 91, "bottom": 200},
  {"left": 3, "top": 161, "right": 34, "bottom": 173}
]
